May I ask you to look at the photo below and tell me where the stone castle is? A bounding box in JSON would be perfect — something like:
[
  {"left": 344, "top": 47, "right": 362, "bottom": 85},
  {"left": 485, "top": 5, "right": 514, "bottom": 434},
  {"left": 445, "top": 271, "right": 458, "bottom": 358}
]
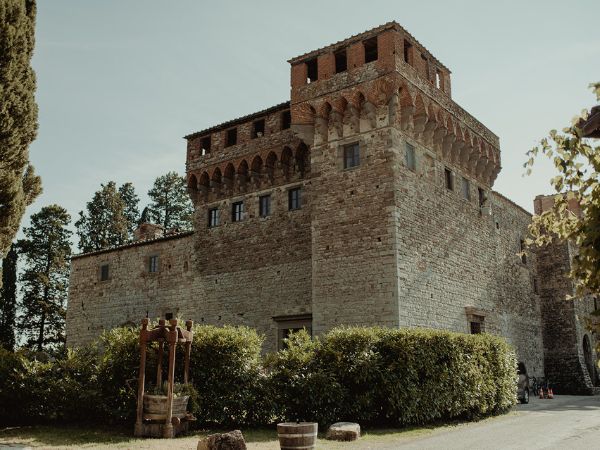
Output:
[{"left": 66, "top": 22, "right": 598, "bottom": 394}]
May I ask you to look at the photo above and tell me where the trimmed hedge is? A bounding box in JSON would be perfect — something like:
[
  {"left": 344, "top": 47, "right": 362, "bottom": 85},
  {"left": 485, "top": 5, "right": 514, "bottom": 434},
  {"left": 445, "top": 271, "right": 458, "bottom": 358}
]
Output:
[{"left": 0, "top": 325, "right": 517, "bottom": 427}]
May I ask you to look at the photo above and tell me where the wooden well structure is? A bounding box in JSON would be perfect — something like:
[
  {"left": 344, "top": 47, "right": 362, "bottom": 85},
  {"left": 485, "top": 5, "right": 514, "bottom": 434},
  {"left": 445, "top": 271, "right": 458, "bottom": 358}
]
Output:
[{"left": 134, "top": 318, "right": 194, "bottom": 438}]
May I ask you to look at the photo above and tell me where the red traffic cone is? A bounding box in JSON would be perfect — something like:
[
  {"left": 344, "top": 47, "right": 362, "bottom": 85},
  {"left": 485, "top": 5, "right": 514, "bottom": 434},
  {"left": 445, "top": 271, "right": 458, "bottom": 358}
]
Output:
[
  {"left": 539, "top": 388, "right": 545, "bottom": 399},
  {"left": 548, "top": 388, "right": 554, "bottom": 399}
]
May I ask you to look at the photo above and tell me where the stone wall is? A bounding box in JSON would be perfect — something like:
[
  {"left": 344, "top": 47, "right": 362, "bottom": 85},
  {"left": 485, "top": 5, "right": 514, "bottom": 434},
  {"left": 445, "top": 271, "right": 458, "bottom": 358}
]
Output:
[
  {"left": 66, "top": 232, "right": 195, "bottom": 346},
  {"left": 533, "top": 195, "right": 598, "bottom": 393}
]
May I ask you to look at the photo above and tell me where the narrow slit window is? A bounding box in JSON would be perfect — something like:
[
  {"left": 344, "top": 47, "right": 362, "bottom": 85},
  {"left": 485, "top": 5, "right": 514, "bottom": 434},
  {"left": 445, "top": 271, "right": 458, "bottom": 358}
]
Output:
[
  {"left": 259, "top": 195, "right": 271, "bottom": 217},
  {"left": 334, "top": 49, "right": 347, "bottom": 73},
  {"left": 281, "top": 110, "right": 291, "bottom": 130},
  {"left": 343, "top": 142, "right": 360, "bottom": 169},
  {"left": 252, "top": 119, "right": 265, "bottom": 139},
  {"left": 306, "top": 58, "right": 318, "bottom": 83},
  {"left": 435, "top": 69, "right": 442, "bottom": 89},
  {"left": 232, "top": 201, "right": 244, "bottom": 222},
  {"left": 444, "top": 168, "right": 453, "bottom": 191},
  {"left": 405, "top": 142, "right": 416, "bottom": 171},
  {"left": 100, "top": 264, "right": 109, "bottom": 281},
  {"left": 288, "top": 188, "right": 301, "bottom": 211},
  {"left": 225, "top": 128, "right": 237, "bottom": 147},
  {"left": 364, "top": 37, "right": 378, "bottom": 63},
  {"left": 208, "top": 208, "right": 220, "bottom": 227},
  {"left": 462, "top": 177, "right": 471, "bottom": 200},
  {"left": 149, "top": 255, "right": 159, "bottom": 273},
  {"left": 404, "top": 40, "right": 413, "bottom": 64}
]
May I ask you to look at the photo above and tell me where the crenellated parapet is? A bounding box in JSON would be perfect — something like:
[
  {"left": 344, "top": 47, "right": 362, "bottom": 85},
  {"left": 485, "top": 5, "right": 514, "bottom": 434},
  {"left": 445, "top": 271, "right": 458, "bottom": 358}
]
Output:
[{"left": 287, "top": 21, "right": 501, "bottom": 187}]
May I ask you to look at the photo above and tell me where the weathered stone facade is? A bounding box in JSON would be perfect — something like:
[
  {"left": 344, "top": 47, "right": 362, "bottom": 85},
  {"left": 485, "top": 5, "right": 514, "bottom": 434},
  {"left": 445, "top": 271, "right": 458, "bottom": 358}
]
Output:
[{"left": 66, "top": 22, "right": 594, "bottom": 390}]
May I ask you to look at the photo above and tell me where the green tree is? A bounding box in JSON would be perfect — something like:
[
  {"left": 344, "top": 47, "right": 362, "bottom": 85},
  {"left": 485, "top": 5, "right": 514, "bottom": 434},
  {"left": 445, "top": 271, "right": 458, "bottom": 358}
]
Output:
[
  {"left": 18, "top": 205, "right": 72, "bottom": 352},
  {"left": 525, "top": 82, "right": 600, "bottom": 297},
  {"left": 0, "top": 0, "right": 42, "bottom": 260},
  {"left": 118, "top": 182, "right": 140, "bottom": 238},
  {"left": 147, "top": 171, "right": 193, "bottom": 231},
  {"left": 75, "top": 181, "right": 128, "bottom": 253},
  {"left": 0, "top": 245, "right": 18, "bottom": 350}
]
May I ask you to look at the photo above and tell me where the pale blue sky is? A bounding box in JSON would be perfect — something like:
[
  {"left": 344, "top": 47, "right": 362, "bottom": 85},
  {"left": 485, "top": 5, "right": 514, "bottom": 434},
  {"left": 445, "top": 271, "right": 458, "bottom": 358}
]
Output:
[{"left": 26, "top": 0, "right": 600, "bottom": 232}]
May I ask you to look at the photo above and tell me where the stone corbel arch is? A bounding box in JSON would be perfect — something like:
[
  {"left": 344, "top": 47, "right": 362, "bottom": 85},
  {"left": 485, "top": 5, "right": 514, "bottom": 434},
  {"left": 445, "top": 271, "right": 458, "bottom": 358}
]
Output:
[
  {"left": 398, "top": 82, "right": 416, "bottom": 131},
  {"left": 441, "top": 116, "right": 456, "bottom": 160},
  {"left": 342, "top": 92, "right": 361, "bottom": 135},
  {"left": 412, "top": 93, "right": 430, "bottom": 136},
  {"left": 422, "top": 103, "right": 439, "bottom": 147}
]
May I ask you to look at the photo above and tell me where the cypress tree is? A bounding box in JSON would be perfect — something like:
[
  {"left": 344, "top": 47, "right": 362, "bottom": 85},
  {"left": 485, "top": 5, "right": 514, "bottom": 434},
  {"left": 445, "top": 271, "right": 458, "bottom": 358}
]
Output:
[
  {"left": 0, "top": 245, "right": 18, "bottom": 350},
  {"left": 18, "top": 205, "right": 71, "bottom": 352},
  {"left": 0, "top": 0, "right": 42, "bottom": 260},
  {"left": 147, "top": 171, "right": 193, "bottom": 231}
]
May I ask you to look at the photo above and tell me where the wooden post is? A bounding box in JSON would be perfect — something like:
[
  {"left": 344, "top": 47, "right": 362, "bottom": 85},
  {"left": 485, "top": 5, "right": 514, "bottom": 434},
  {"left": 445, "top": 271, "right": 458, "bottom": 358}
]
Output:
[
  {"left": 134, "top": 318, "right": 149, "bottom": 437},
  {"left": 163, "top": 319, "right": 177, "bottom": 438},
  {"left": 156, "top": 319, "right": 165, "bottom": 389},
  {"left": 184, "top": 320, "right": 193, "bottom": 384}
]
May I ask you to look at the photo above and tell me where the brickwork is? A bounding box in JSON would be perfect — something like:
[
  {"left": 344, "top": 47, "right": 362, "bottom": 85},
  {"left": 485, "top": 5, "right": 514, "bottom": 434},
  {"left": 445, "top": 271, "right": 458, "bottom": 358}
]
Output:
[{"left": 66, "top": 21, "right": 590, "bottom": 389}]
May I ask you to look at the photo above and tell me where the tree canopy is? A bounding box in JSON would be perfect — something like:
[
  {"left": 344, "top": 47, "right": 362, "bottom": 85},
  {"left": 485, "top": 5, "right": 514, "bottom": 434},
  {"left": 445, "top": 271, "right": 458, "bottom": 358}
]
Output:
[
  {"left": 525, "top": 82, "right": 600, "bottom": 297},
  {"left": 0, "top": 0, "right": 42, "bottom": 259},
  {"left": 147, "top": 171, "right": 193, "bottom": 231},
  {"left": 75, "top": 182, "right": 130, "bottom": 253},
  {"left": 18, "top": 204, "right": 72, "bottom": 352}
]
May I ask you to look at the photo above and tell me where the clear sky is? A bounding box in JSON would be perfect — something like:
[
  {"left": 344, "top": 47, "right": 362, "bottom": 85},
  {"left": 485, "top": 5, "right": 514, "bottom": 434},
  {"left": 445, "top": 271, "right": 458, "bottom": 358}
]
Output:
[{"left": 25, "top": 0, "right": 600, "bottom": 234}]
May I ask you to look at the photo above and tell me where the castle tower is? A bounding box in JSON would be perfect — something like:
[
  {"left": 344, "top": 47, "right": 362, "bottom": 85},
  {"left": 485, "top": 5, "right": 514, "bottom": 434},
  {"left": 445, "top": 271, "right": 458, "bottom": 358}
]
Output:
[{"left": 286, "top": 22, "right": 502, "bottom": 336}]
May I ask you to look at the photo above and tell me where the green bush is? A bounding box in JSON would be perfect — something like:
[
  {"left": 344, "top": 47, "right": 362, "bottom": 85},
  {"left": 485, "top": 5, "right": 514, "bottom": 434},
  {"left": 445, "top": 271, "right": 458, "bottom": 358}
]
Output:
[
  {"left": 268, "top": 327, "right": 517, "bottom": 426},
  {"left": 187, "top": 324, "right": 268, "bottom": 426},
  {"left": 0, "top": 325, "right": 517, "bottom": 428}
]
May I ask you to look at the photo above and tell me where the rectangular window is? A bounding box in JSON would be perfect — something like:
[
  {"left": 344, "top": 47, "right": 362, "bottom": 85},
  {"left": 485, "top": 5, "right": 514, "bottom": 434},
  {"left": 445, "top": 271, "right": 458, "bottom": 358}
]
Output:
[
  {"left": 100, "top": 264, "right": 109, "bottom": 281},
  {"left": 306, "top": 58, "right": 318, "bottom": 83},
  {"left": 201, "top": 136, "right": 211, "bottom": 155},
  {"left": 462, "top": 177, "right": 471, "bottom": 200},
  {"left": 208, "top": 208, "right": 220, "bottom": 227},
  {"left": 435, "top": 69, "right": 442, "bottom": 89},
  {"left": 281, "top": 110, "right": 291, "bottom": 130},
  {"left": 533, "top": 277, "right": 539, "bottom": 295},
  {"left": 343, "top": 142, "right": 360, "bottom": 169},
  {"left": 334, "top": 49, "right": 347, "bottom": 73},
  {"left": 252, "top": 119, "right": 265, "bottom": 139},
  {"left": 364, "top": 37, "right": 378, "bottom": 63},
  {"left": 405, "top": 142, "right": 416, "bottom": 171},
  {"left": 149, "top": 255, "right": 159, "bottom": 273},
  {"left": 288, "top": 187, "right": 301, "bottom": 211},
  {"left": 478, "top": 187, "right": 486, "bottom": 207},
  {"left": 444, "top": 168, "right": 453, "bottom": 191},
  {"left": 470, "top": 321, "right": 482, "bottom": 335},
  {"left": 165, "top": 312, "right": 173, "bottom": 320},
  {"left": 274, "top": 314, "right": 312, "bottom": 350},
  {"left": 404, "top": 40, "right": 413, "bottom": 64},
  {"left": 232, "top": 201, "right": 244, "bottom": 222},
  {"left": 259, "top": 195, "right": 271, "bottom": 217},
  {"left": 225, "top": 128, "right": 237, "bottom": 147}
]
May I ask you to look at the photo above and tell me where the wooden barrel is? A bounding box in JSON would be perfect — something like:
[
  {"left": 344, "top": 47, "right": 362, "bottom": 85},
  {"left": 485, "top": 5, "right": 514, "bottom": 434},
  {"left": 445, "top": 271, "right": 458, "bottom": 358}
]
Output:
[{"left": 277, "top": 422, "right": 318, "bottom": 450}]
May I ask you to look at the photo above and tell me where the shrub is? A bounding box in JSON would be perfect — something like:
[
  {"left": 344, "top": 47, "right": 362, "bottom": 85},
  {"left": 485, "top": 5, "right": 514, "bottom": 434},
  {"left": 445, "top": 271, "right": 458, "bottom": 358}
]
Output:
[
  {"left": 187, "top": 324, "right": 268, "bottom": 426},
  {"left": 0, "top": 325, "right": 517, "bottom": 429},
  {"left": 266, "top": 327, "right": 517, "bottom": 427}
]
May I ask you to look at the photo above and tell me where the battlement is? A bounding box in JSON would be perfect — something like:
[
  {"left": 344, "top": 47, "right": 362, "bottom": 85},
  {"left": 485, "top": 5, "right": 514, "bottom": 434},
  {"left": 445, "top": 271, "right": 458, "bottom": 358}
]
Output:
[{"left": 289, "top": 21, "right": 452, "bottom": 98}]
